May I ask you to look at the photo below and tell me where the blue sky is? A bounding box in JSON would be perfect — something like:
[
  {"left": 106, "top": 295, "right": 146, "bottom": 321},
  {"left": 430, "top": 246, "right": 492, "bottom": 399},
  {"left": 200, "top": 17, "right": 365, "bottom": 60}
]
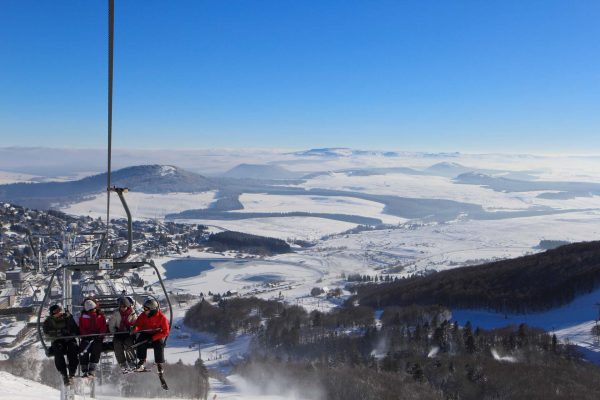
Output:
[{"left": 1, "top": 0, "right": 599, "bottom": 153}]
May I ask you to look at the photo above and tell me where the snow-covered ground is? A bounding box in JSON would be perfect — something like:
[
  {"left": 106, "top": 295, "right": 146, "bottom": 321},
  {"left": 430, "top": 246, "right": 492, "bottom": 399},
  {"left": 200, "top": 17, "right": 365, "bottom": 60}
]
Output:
[
  {"left": 179, "top": 216, "right": 358, "bottom": 241},
  {"left": 300, "top": 171, "right": 600, "bottom": 212},
  {"left": 0, "top": 371, "right": 68, "bottom": 400},
  {"left": 0, "top": 318, "right": 27, "bottom": 346},
  {"left": 235, "top": 193, "right": 405, "bottom": 224},
  {"left": 61, "top": 191, "right": 218, "bottom": 220},
  {"left": 452, "top": 286, "right": 600, "bottom": 363},
  {"left": 0, "top": 170, "right": 39, "bottom": 184}
]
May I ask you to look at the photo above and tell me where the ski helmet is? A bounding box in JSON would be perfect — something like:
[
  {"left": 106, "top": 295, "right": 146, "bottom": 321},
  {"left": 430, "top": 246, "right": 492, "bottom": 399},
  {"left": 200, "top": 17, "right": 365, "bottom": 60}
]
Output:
[
  {"left": 143, "top": 298, "right": 159, "bottom": 311},
  {"left": 118, "top": 296, "right": 131, "bottom": 307}
]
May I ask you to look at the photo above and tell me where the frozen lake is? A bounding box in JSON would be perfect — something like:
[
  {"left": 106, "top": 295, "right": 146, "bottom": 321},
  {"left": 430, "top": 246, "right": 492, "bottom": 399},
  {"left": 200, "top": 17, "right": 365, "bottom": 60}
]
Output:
[{"left": 163, "top": 258, "right": 241, "bottom": 279}]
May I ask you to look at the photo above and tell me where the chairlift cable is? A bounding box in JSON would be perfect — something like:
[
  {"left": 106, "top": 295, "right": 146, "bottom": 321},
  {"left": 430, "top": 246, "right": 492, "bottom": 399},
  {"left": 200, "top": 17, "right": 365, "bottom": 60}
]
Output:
[{"left": 105, "top": 0, "right": 115, "bottom": 256}]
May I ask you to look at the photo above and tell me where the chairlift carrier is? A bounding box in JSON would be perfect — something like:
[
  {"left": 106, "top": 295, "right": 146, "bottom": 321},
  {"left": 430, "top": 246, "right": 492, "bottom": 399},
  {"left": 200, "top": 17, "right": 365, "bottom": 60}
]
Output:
[{"left": 35, "top": 0, "right": 174, "bottom": 386}]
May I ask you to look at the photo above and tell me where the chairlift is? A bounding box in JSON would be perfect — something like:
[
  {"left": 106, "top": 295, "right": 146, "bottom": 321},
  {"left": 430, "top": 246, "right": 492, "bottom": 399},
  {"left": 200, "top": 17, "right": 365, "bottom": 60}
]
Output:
[{"left": 34, "top": 0, "right": 173, "bottom": 397}]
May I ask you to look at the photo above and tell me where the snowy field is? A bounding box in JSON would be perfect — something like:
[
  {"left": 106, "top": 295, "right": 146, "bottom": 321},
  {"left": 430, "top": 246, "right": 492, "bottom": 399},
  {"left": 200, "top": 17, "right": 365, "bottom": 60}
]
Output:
[
  {"left": 0, "top": 371, "right": 67, "bottom": 400},
  {"left": 0, "top": 370, "right": 302, "bottom": 400},
  {"left": 0, "top": 170, "right": 38, "bottom": 184},
  {"left": 310, "top": 210, "right": 600, "bottom": 276},
  {"left": 236, "top": 193, "right": 405, "bottom": 224},
  {"left": 61, "top": 191, "right": 218, "bottom": 220},
  {"left": 299, "top": 171, "right": 600, "bottom": 212},
  {"left": 178, "top": 216, "right": 358, "bottom": 241}
]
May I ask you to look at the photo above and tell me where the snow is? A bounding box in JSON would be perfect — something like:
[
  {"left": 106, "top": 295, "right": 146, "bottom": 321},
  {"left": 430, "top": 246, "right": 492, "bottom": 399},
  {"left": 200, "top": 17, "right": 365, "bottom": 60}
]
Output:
[
  {"left": 300, "top": 171, "right": 600, "bottom": 212},
  {"left": 0, "top": 371, "right": 68, "bottom": 400},
  {"left": 61, "top": 191, "right": 218, "bottom": 220},
  {"left": 0, "top": 170, "right": 38, "bottom": 184},
  {"left": 452, "top": 286, "right": 600, "bottom": 357},
  {"left": 0, "top": 318, "right": 27, "bottom": 345},
  {"left": 159, "top": 165, "right": 177, "bottom": 176},
  {"left": 179, "top": 216, "right": 358, "bottom": 241},
  {"left": 236, "top": 193, "right": 404, "bottom": 224},
  {"left": 427, "top": 346, "right": 440, "bottom": 358},
  {"left": 153, "top": 251, "right": 325, "bottom": 302},
  {"left": 491, "top": 349, "right": 517, "bottom": 363}
]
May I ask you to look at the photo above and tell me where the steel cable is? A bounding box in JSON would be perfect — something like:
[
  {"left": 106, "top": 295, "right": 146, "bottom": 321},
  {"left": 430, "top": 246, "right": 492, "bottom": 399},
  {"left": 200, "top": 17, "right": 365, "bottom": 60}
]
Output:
[{"left": 106, "top": 0, "right": 114, "bottom": 256}]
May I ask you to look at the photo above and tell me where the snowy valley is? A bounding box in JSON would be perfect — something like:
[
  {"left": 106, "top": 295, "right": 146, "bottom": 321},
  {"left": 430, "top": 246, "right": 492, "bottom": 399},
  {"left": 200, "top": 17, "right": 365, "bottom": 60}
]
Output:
[{"left": 1, "top": 148, "right": 600, "bottom": 399}]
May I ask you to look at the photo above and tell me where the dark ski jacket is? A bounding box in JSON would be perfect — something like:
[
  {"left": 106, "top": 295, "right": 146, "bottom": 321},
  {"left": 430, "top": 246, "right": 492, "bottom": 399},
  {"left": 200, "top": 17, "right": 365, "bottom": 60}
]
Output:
[{"left": 43, "top": 312, "right": 79, "bottom": 342}]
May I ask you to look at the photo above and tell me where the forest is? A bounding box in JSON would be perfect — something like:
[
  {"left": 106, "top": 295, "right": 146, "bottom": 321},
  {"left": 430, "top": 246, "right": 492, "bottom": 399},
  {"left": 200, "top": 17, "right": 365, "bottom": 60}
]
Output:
[
  {"left": 186, "top": 298, "right": 600, "bottom": 400},
  {"left": 355, "top": 240, "right": 600, "bottom": 313},
  {"left": 181, "top": 295, "right": 600, "bottom": 399},
  {"left": 206, "top": 230, "right": 291, "bottom": 255}
]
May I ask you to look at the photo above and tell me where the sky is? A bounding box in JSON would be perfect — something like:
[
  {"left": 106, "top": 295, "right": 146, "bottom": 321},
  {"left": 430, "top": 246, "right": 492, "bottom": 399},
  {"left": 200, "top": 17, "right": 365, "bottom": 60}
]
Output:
[{"left": 1, "top": 0, "right": 599, "bottom": 153}]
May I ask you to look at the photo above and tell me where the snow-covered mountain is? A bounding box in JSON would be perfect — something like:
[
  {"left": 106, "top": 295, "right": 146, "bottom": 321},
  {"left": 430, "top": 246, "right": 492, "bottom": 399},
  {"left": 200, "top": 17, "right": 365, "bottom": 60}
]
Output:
[{"left": 0, "top": 165, "right": 216, "bottom": 208}]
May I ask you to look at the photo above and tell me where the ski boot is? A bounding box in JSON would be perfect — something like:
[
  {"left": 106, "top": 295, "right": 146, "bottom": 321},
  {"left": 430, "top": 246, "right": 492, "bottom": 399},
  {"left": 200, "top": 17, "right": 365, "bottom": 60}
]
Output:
[
  {"left": 134, "top": 359, "right": 147, "bottom": 372},
  {"left": 120, "top": 362, "right": 132, "bottom": 374},
  {"left": 86, "top": 363, "right": 97, "bottom": 378}
]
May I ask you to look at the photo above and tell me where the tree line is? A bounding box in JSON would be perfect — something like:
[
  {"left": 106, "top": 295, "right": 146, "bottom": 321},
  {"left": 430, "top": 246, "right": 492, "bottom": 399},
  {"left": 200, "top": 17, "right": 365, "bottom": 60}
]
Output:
[
  {"left": 233, "top": 301, "right": 600, "bottom": 400},
  {"left": 355, "top": 240, "right": 600, "bottom": 313},
  {"left": 207, "top": 230, "right": 291, "bottom": 255}
]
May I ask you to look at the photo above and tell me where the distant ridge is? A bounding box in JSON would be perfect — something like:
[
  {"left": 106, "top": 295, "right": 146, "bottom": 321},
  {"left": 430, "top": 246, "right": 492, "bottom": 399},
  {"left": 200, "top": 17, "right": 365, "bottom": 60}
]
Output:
[
  {"left": 0, "top": 165, "right": 215, "bottom": 209},
  {"left": 291, "top": 148, "right": 403, "bottom": 158},
  {"left": 292, "top": 148, "right": 355, "bottom": 157}
]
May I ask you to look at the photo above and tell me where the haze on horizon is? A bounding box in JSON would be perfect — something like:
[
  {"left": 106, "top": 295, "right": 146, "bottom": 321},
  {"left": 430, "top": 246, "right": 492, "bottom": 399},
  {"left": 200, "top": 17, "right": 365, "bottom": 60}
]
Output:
[{"left": 1, "top": 1, "right": 599, "bottom": 154}]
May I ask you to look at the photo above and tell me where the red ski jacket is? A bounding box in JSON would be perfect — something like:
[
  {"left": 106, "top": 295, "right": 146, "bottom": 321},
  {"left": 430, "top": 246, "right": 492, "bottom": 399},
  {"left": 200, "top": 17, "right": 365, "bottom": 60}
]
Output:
[
  {"left": 133, "top": 309, "right": 169, "bottom": 342},
  {"left": 78, "top": 310, "right": 108, "bottom": 336}
]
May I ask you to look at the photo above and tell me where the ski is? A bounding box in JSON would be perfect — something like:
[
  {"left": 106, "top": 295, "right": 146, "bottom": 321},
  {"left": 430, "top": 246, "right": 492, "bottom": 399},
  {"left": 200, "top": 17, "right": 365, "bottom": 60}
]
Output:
[
  {"left": 129, "top": 366, "right": 168, "bottom": 390},
  {"left": 158, "top": 372, "right": 169, "bottom": 390}
]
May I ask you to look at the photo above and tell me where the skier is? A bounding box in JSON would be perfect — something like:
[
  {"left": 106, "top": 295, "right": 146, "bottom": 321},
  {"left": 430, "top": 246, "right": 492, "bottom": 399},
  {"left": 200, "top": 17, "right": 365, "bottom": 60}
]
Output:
[
  {"left": 132, "top": 298, "right": 169, "bottom": 374},
  {"left": 42, "top": 303, "right": 80, "bottom": 386},
  {"left": 108, "top": 296, "right": 137, "bottom": 373},
  {"left": 78, "top": 299, "right": 107, "bottom": 377}
]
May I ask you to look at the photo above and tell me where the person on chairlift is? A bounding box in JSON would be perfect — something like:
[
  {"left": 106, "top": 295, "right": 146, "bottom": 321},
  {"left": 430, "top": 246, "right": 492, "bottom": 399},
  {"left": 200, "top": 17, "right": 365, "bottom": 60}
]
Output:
[
  {"left": 132, "top": 298, "right": 169, "bottom": 373},
  {"left": 43, "top": 303, "right": 80, "bottom": 386},
  {"left": 78, "top": 299, "right": 108, "bottom": 377},
  {"left": 108, "top": 296, "right": 137, "bottom": 373}
]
